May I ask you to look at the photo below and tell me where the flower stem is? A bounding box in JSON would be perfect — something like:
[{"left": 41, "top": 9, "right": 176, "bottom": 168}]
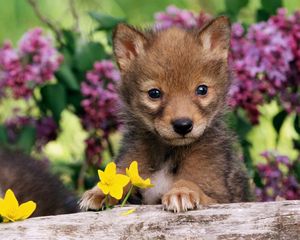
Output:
[
  {"left": 121, "top": 185, "right": 133, "bottom": 207},
  {"left": 105, "top": 196, "right": 109, "bottom": 210}
]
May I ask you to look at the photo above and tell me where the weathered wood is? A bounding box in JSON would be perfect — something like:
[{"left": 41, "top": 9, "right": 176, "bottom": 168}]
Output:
[{"left": 0, "top": 201, "right": 299, "bottom": 240}]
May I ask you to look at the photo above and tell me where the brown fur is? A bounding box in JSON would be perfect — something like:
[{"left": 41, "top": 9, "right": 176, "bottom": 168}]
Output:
[
  {"left": 0, "top": 149, "right": 79, "bottom": 216},
  {"left": 80, "top": 16, "right": 253, "bottom": 212}
]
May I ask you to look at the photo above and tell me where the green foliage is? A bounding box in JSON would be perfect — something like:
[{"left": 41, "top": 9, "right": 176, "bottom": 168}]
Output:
[
  {"left": 15, "top": 126, "right": 36, "bottom": 154},
  {"left": 55, "top": 65, "right": 79, "bottom": 91},
  {"left": 294, "top": 159, "right": 300, "bottom": 182},
  {"left": 293, "top": 115, "right": 300, "bottom": 152},
  {"left": 74, "top": 42, "right": 106, "bottom": 72},
  {"left": 0, "top": 124, "right": 36, "bottom": 153},
  {"left": 224, "top": 0, "right": 249, "bottom": 21},
  {"left": 272, "top": 110, "right": 288, "bottom": 143},
  {"left": 227, "top": 111, "right": 254, "bottom": 175},
  {"left": 89, "top": 12, "right": 125, "bottom": 31},
  {"left": 40, "top": 84, "right": 67, "bottom": 123},
  {"left": 0, "top": 125, "right": 8, "bottom": 145},
  {"left": 256, "top": 8, "right": 271, "bottom": 21},
  {"left": 256, "top": 0, "right": 282, "bottom": 21},
  {"left": 261, "top": 0, "right": 282, "bottom": 15},
  {"left": 294, "top": 115, "right": 300, "bottom": 135}
]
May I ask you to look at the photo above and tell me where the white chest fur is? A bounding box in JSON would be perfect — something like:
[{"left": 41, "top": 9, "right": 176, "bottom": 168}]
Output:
[{"left": 141, "top": 165, "right": 173, "bottom": 204}]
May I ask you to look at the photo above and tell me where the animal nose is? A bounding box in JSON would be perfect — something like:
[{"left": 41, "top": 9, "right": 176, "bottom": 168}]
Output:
[{"left": 172, "top": 118, "right": 193, "bottom": 135}]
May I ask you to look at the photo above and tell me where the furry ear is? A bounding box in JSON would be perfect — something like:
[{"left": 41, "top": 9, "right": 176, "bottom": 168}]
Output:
[
  {"left": 113, "top": 24, "right": 147, "bottom": 71},
  {"left": 198, "top": 16, "right": 231, "bottom": 58}
]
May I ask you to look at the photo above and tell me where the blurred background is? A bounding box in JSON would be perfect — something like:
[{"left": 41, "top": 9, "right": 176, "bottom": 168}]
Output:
[{"left": 0, "top": 0, "right": 299, "bottom": 201}]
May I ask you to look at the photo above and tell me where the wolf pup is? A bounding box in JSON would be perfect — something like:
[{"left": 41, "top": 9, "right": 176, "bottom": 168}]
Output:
[{"left": 80, "top": 16, "right": 253, "bottom": 212}]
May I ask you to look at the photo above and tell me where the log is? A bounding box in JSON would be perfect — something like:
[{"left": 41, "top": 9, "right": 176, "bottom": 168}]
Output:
[{"left": 0, "top": 201, "right": 299, "bottom": 240}]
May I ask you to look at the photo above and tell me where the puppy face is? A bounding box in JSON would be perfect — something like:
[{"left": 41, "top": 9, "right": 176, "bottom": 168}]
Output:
[{"left": 113, "top": 17, "right": 231, "bottom": 146}]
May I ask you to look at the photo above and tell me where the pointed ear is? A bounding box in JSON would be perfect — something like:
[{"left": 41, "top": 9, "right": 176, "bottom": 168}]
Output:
[
  {"left": 113, "top": 24, "right": 147, "bottom": 71},
  {"left": 198, "top": 16, "right": 231, "bottom": 59}
]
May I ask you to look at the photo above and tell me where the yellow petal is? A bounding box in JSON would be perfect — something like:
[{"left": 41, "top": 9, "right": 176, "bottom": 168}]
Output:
[
  {"left": 134, "top": 178, "right": 154, "bottom": 189},
  {"left": 144, "top": 178, "right": 154, "bottom": 187},
  {"left": 115, "top": 174, "right": 130, "bottom": 187},
  {"left": 109, "top": 184, "right": 123, "bottom": 200},
  {"left": 0, "top": 198, "right": 4, "bottom": 213},
  {"left": 17, "top": 201, "right": 37, "bottom": 220},
  {"left": 97, "top": 182, "right": 109, "bottom": 195},
  {"left": 4, "top": 189, "right": 19, "bottom": 210},
  {"left": 128, "top": 161, "right": 138, "bottom": 177},
  {"left": 105, "top": 162, "right": 116, "bottom": 176},
  {"left": 121, "top": 208, "right": 136, "bottom": 216},
  {"left": 98, "top": 169, "right": 105, "bottom": 181}
]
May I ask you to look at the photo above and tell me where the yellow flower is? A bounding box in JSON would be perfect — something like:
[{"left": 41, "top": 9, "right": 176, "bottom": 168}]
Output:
[
  {"left": 0, "top": 189, "right": 36, "bottom": 223},
  {"left": 97, "top": 162, "right": 130, "bottom": 200},
  {"left": 126, "top": 161, "right": 154, "bottom": 189}
]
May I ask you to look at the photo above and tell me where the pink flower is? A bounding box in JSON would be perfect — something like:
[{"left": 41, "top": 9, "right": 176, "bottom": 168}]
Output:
[{"left": 0, "top": 28, "right": 62, "bottom": 99}]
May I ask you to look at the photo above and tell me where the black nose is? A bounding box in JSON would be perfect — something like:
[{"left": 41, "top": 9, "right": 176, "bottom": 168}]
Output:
[{"left": 172, "top": 118, "right": 193, "bottom": 135}]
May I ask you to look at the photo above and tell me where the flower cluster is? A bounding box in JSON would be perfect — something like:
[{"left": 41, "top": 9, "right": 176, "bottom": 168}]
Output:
[
  {"left": 154, "top": 5, "right": 211, "bottom": 30},
  {"left": 97, "top": 161, "right": 153, "bottom": 207},
  {"left": 81, "top": 60, "right": 120, "bottom": 133},
  {"left": 81, "top": 60, "right": 121, "bottom": 164},
  {"left": 229, "top": 9, "right": 300, "bottom": 123},
  {"left": 4, "top": 115, "right": 57, "bottom": 150},
  {"left": 0, "top": 189, "right": 36, "bottom": 223},
  {"left": 255, "top": 151, "right": 300, "bottom": 201},
  {"left": 84, "top": 135, "right": 104, "bottom": 165},
  {"left": 0, "top": 28, "right": 62, "bottom": 99}
]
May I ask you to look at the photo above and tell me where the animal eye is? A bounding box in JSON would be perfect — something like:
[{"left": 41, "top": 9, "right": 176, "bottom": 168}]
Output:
[
  {"left": 196, "top": 85, "right": 208, "bottom": 96},
  {"left": 148, "top": 88, "right": 161, "bottom": 99}
]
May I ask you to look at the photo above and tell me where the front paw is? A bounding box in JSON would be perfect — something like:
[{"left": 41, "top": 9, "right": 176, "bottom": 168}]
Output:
[
  {"left": 162, "top": 187, "right": 200, "bottom": 213},
  {"left": 79, "top": 186, "right": 117, "bottom": 210}
]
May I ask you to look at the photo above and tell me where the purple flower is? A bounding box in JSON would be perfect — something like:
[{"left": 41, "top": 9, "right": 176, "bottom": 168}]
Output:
[
  {"left": 81, "top": 60, "right": 121, "bottom": 163},
  {"left": 85, "top": 135, "right": 104, "bottom": 165},
  {"left": 256, "top": 151, "right": 300, "bottom": 201},
  {"left": 154, "top": 5, "right": 211, "bottom": 30},
  {"left": 229, "top": 9, "right": 300, "bottom": 123},
  {"left": 0, "top": 28, "right": 62, "bottom": 99},
  {"left": 81, "top": 60, "right": 121, "bottom": 134}
]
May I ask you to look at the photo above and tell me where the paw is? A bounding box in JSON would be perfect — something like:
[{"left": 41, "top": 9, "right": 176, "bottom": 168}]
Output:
[
  {"left": 79, "top": 186, "right": 118, "bottom": 211},
  {"left": 79, "top": 186, "right": 106, "bottom": 210},
  {"left": 162, "top": 187, "right": 200, "bottom": 213}
]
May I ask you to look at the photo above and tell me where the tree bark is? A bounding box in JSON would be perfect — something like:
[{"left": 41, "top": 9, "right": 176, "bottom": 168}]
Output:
[{"left": 0, "top": 201, "right": 299, "bottom": 240}]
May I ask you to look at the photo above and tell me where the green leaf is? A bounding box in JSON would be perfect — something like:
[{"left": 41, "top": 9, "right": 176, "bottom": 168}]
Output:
[
  {"left": 261, "top": 0, "right": 282, "bottom": 14},
  {"left": 293, "top": 159, "right": 300, "bottom": 182},
  {"left": 272, "top": 110, "right": 287, "bottom": 134},
  {"left": 253, "top": 169, "right": 264, "bottom": 188},
  {"left": 16, "top": 126, "right": 36, "bottom": 154},
  {"left": 55, "top": 64, "right": 79, "bottom": 91},
  {"left": 75, "top": 42, "right": 106, "bottom": 73},
  {"left": 40, "top": 83, "right": 67, "bottom": 123},
  {"left": 66, "top": 90, "right": 83, "bottom": 114},
  {"left": 0, "top": 125, "right": 8, "bottom": 145},
  {"left": 227, "top": 111, "right": 254, "bottom": 174},
  {"left": 88, "top": 12, "right": 124, "bottom": 31},
  {"left": 294, "top": 115, "right": 300, "bottom": 135},
  {"left": 256, "top": 8, "right": 270, "bottom": 21},
  {"left": 225, "top": 0, "right": 249, "bottom": 20},
  {"left": 62, "top": 30, "right": 78, "bottom": 54},
  {"left": 292, "top": 138, "right": 300, "bottom": 151},
  {"left": 228, "top": 111, "right": 252, "bottom": 137}
]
